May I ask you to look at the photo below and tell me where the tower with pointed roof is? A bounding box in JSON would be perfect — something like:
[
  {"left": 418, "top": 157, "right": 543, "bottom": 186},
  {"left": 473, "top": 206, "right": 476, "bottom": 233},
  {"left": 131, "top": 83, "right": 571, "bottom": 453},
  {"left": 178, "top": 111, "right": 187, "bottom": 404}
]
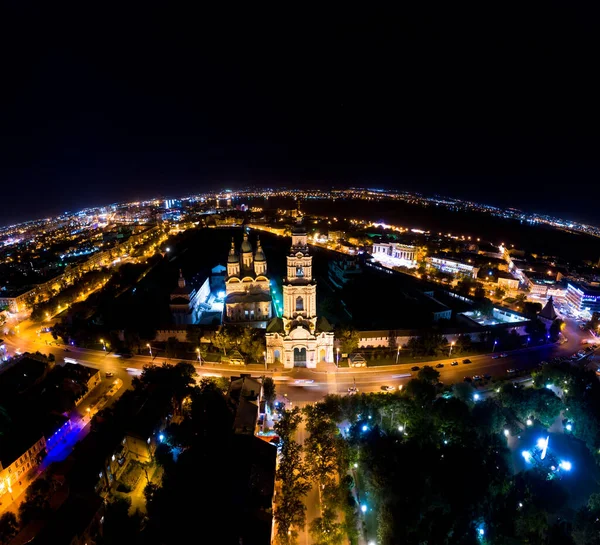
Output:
[
  {"left": 224, "top": 231, "right": 272, "bottom": 327},
  {"left": 170, "top": 270, "right": 203, "bottom": 325},
  {"left": 266, "top": 218, "right": 334, "bottom": 368}
]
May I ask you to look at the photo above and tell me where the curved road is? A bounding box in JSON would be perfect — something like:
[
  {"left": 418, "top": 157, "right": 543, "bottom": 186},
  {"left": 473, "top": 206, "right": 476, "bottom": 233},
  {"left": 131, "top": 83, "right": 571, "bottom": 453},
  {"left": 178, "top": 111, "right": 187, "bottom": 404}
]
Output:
[{"left": 2, "top": 315, "right": 595, "bottom": 404}]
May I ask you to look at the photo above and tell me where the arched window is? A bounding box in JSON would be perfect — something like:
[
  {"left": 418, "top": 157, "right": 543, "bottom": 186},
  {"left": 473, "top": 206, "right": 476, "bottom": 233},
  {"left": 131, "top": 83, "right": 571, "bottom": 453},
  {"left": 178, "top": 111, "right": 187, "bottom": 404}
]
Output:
[
  {"left": 296, "top": 296, "right": 304, "bottom": 311},
  {"left": 296, "top": 266, "right": 304, "bottom": 277}
]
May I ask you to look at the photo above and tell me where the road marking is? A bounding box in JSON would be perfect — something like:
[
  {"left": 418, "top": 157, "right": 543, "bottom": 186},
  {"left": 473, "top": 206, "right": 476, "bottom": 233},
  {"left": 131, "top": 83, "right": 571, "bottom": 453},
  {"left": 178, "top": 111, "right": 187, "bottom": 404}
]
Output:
[{"left": 326, "top": 369, "right": 338, "bottom": 394}]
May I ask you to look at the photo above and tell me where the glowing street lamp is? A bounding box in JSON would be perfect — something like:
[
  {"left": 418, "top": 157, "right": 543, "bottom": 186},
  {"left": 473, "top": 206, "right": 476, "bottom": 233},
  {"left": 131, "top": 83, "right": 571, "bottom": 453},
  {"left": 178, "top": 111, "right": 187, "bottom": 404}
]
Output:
[
  {"left": 263, "top": 351, "right": 267, "bottom": 370},
  {"left": 196, "top": 347, "right": 202, "bottom": 365},
  {"left": 336, "top": 348, "right": 340, "bottom": 367},
  {"left": 396, "top": 345, "right": 401, "bottom": 364},
  {"left": 100, "top": 338, "right": 106, "bottom": 351},
  {"left": 147, "top": 343, "right": 152, "bottom": 357},
  {"left": 449, "top": 341, "right": 455, "bottom": 356},
  {"left": 492, "top": 339, "right": 498, "bottom": 353}
]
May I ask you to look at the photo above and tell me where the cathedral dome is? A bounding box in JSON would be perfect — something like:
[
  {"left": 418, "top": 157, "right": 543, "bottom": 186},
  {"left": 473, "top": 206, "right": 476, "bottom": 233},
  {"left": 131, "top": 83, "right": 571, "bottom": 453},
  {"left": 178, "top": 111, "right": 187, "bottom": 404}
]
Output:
[
  {"left": 240, "top": 233, "right": 253, "bottom": 253},
  {"left": 227, "top": 239, "right": 239, "bottom": 263},
  {"left": 254, "top": 238, "right": 266, "bottom": 262}
]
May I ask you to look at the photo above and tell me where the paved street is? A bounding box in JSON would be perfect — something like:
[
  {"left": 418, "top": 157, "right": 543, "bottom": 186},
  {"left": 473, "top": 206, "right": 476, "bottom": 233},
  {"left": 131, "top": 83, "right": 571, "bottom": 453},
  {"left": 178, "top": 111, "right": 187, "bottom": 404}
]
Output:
[{"left": 3, "top": 314, "right": 596, "bottom": 408}]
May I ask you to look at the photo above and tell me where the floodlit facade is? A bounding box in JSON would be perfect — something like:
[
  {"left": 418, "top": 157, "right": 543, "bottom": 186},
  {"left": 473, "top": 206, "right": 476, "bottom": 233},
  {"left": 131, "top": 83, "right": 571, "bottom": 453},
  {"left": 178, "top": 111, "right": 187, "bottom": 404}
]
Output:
[
  {"left": 266, "top": 219, "right": 334, "bottom": 368},
  {"left": 565, "top": 282, "right": 600, "bottom": 317},
  {"left": 371, "top": 242, "right": 417, "bottom": 268},
  {"left": 426, "top": 255, "right": 479, "bottom": 278},
  {"left": 225, "top": 233, "right": 272, "bottom": 327}
]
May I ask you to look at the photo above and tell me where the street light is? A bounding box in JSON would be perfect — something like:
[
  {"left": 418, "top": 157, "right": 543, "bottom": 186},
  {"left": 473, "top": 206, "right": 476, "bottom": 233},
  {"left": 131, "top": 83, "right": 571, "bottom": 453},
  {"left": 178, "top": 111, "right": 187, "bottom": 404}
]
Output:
[
  {"left": 492, "top": 339, "right": 498, "bottom": 353},
  {"left": 147, "top": 343, "right": 152, "bottom": 357},
  {"left": 336, "top": 348, "right": 340, "bottom": 367},
  {"left": 100, "top": 338, "right": 106, "bottom": 351},
  {"left": 196, "top": 347, "right": 202, "bottom": 365},
  {"left": 263, "top": 351, "right": 267, "bottom": 371},
  {"left": 449, "top": 341, "right": 455, "bottom": 356},
  {"left": 396, "top": 345, "right": 401, "bottom": 364}
]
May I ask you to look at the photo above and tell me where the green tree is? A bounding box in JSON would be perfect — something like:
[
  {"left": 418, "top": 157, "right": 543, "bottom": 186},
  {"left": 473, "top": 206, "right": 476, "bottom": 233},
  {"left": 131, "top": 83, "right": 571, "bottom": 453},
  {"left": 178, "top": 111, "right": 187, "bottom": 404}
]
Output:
[
  {"left": 526, "top": 318, "right": 547, "bottom": 343},
  {"left": 165, "top": 336, "right": 180, "bottom": 358},
  {"left": 0, "top": 512, "right": 18, "bottom": 545},
  {"left": 417, "top": 365, "right": 440, "bottom": 384},
  {"left": 274, "top": 408, "right": 311, "bottom": 544},
  {"left": 239, "top": 328, "right": 265, "bottom": 362},
  {"left": 186, "top": 326, "right": 203, "bottom": 346},
  {"left": 336, "top": 327, "right": 360, "bottom": 355},
  {"left": 212, "top": 327, "right": 235, "bottom": 355},
  {"left": 515, "top": 292, "right": 527, "bottom": 305},
  {"left": 494, "top": 286, "right": 506, "bottom": 299},
  {"left": 455, "top": 334, "right": 472, "bottom": 355},
  {"left": 18, "top": 477, "right": 52, "bottom": 525},
  {"left": 309, "top": 507, "right": 344, "bottom": 545},
  {"left": 101, "top": 496, "right": 143, "bottom": 545},
  {"left": 523, "top": 301, "right": 542, "bottom": 319},
  {"left": 263, "top": 376, "right": 276, "bottom": 410}
]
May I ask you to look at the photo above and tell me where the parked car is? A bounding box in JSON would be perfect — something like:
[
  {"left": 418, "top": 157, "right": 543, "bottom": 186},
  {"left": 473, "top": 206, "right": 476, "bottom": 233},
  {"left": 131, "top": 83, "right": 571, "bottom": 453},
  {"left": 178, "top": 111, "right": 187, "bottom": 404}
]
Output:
[
  {"left": 500, "top": 353, "right": 508, "bottom": 358},
  {"left": 435, "top": 363, "right": 444, "bottom": 368},
  {"left": 348, "top": 386, "right": 359, "bottom": 395},
  {"left": 507, "top": 368, "right": 516, "bottom": 374},
  {"left": 462, "top": 359, "right": 472, "bottom": 364},
  {"left": 451, "top": 361, "right": 459, "bottom": 366},
  {"left": 105, "top": 372, "right": 115, "bottom": 377},
  {"left": 411, "top": 366, "right": 421, "bottom": 371},
  {"left": 380, "top": 385, "right": 395, "bottom": 392},
  {"left": 473, "top": 375, "right": 482, "bottom": 381},
  {"left": 492, "top": 354, "right": 499, "bottom": 359}
]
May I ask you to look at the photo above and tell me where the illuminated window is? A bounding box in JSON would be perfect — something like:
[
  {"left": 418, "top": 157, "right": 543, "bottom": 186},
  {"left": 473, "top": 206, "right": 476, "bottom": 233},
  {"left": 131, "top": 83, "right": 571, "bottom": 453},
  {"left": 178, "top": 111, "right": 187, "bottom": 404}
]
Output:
[
  {"left": 296, "top": 297, "right": 304, "bottom": 311},
  {"left": 296, "top": 266, "right": 304, "bottom": 277}
]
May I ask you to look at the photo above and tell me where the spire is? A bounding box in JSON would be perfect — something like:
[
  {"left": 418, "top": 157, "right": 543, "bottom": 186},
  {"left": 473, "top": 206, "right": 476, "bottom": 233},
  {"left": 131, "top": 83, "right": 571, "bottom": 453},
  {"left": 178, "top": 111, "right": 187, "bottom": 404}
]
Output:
[
  {"left": 255, "top": 236, "right": 266, "bottom": 262},
  {"left": 228, "top": 238, "right": 239, "bottom": 263},
  {"left": 178, "top": 269, "right": 186, "bottom": 288},
  {"left": 539, "top": 296, "right": 558, "bottom": 321},
  {"left": 241, "top": 232, "right": 253, "bottom": 253}
]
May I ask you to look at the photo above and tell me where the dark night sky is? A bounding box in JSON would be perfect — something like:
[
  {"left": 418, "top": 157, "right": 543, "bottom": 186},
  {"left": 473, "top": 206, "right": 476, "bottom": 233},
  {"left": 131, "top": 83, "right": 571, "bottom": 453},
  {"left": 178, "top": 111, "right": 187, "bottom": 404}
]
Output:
[{"left": 2, "top": 3, "right": 600, "bottom": 226}]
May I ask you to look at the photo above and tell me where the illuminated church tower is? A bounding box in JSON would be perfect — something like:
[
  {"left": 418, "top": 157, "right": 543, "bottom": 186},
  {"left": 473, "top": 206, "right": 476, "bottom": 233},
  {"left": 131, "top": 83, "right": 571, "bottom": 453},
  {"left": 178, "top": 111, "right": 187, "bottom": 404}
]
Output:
[{"left": 266, "top": 218, "right": 334, "bottom": 368}]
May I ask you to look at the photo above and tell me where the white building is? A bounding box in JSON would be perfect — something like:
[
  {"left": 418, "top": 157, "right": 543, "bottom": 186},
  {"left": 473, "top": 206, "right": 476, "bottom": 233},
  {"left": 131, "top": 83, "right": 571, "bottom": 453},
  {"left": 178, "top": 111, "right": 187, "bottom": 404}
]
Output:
[
  {"left": 371, "top": 242, "right": 417, "bottom": 268},
  {"left": 426, "top": 256, "right": 479, "bottom": 278},
  {"left": 225, "top": 233, "right": 272, "bottom": 327},
  {"left": 169, "top": 271, "right": 210, "bottom": 325},
  {"left": 266, "top": 219, "right": 334, "bottom": 368}
]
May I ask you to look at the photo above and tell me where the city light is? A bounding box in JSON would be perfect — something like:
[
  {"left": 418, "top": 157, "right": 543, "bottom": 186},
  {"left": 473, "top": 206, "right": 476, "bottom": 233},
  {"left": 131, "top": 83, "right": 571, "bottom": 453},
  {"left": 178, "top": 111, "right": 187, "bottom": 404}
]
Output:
[
  {"left": 361, "top": 504, "right": 367, "bottom": 513},
  {"left": 479, "top": 529, "right": 485, "bottom": 536},
  {"left": 473, "top": 393, "right": 480, "bottom": 401},
  {"left": 566, "top": 423, "right": 572, "bottom": 431},
  {"left": 503, "top": 429, "right": 509, "bottom": 437},
  {"left": 159, "top": 434, "right": 164, "bottom": 442},
  {"left": 362, "top": 425, "right": 368, "bottom": 432},
  {"left": 522, "top": 450, "right": 531, "bottom": 461},
  {"left": 526, "top": 419, "right": 533, "bottom": 426},
  {"left": 398, "top": 425, "right": 404, "bottom": 432},
  {"left": 559, "top": 460, "right": 572, "bottom": 471}
]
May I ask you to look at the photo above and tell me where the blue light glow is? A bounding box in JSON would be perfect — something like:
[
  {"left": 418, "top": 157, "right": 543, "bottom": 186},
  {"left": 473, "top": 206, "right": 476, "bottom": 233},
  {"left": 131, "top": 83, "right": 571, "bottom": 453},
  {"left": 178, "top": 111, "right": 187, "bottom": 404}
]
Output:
[
  {"left": 566, "top": 423, "right": 572, "bottom": 431},
  {"left": 522, "top": 450, "right": 531, "bottom": 461},
  {"left": 361, "top": 504, "right": 367, "bottom": 513},
  {"left": 362, "top": 425, "right": 368, "bottom": 432},
  {"left": 559, "top": 460, "right": 572, "bottom": 471},
  {"left": 473, "top": 393, "right": 480, "bottom": 401},
  {"left": 546, "top": 384, "right": 552, "bottom": 389},
  {"left": 159, "top": 434, "right": 164, "bottom": 442},
  {"left": 537, "top": 437, "right": 547, "bottom": 449}
]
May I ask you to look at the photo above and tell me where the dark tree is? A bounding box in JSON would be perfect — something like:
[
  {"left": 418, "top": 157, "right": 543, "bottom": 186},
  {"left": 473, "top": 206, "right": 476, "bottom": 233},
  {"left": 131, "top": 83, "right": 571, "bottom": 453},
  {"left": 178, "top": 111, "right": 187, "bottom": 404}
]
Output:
[
  {"left": 262, "top": 376, "right": 276, "bottom": 410},
  {"left": 0, "top": 513, "right": 18, "bottom": 545}
]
